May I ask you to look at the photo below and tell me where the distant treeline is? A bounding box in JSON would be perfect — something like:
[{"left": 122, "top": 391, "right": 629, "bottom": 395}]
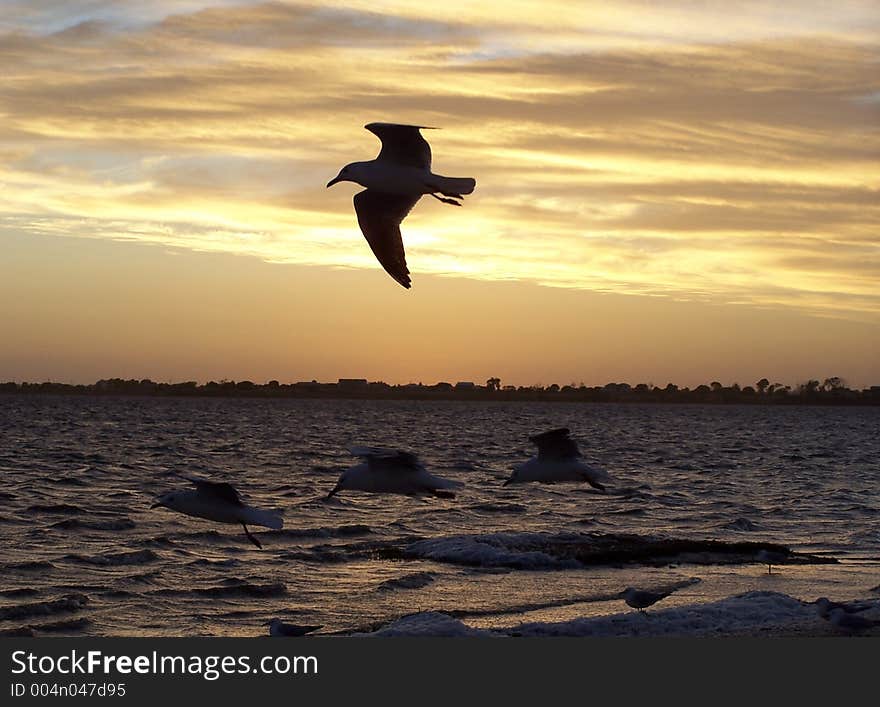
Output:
[{"left": 1, "top": 377, "right": 878, "bottom": 405}]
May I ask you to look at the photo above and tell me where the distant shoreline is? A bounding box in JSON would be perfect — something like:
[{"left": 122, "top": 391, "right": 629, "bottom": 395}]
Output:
[{"left": 2, "top": 379, "right": 878, "bottom": 406}]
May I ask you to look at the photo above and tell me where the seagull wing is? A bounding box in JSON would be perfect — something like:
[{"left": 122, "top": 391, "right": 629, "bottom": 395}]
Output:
[
  {"left": 175, "top": 473, "right": 244, "bottom": 506},
  {"left": 529, "top": 428, "right": 581, "bottom": 460},
  {"left": 365, "top": 123, "right": 433, "bottom": 169},
  {"left": 353, "top": 189, "right": 420, "bottom": 289},
  {"left": 348, "top": 446, "right": 422, "bottom": 473}
]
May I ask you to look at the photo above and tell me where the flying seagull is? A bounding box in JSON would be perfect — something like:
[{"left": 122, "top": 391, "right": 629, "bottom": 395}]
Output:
[
  {"left": 266, "top": 618, "right": 323, "bottom": 637},
  {"left": 619, "top": 587, "right": 676, "bottom": 613},
  {"left": 327, "top": 447, "right": 463, "bottom": 498},
  {"left": 327, "top": 123, "right": 476, "bottom": 289},
  {"left": 813, "top": 597, "right": 874, "bottom": 619},
  {"left": 151, "top": 474, "right": 283, "bottom": 549},
  {"left": 823, "top": 607, "right": 880, "bottom": 633},
  {"left": 503, "top": 428, "right": 611, "bottom": 491}
]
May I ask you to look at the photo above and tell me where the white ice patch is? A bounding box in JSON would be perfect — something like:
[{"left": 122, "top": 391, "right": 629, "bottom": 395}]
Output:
[
  {"left": 360, "top": 591, "right": 852, "bottom": 637},
  {"left": 361, "top": 612, "right": 492, "bottom": 637},
  {"left": 406, "top": 532, "right": 581, "bottom": 570},
  {"left": 503, "top": 591, "right": 818, "bottom": 637}
]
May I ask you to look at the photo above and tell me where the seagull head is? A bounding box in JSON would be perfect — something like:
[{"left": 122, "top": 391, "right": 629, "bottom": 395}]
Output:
[
  {"left": 327, "top": 162, "right": 366, "bottom": 188},
  {"left": 327, "top": 463, "right": 374, "bottom": 497}
]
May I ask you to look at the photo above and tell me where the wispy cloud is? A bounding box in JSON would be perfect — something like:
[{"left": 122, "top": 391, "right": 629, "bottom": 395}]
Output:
[{"left": 1, "top": 1, "right": 878, "bottom": 320}]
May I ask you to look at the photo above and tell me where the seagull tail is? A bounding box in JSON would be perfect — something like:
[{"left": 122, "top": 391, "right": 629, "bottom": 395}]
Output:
[
  {"left": 241, "top": 507, "right": 284, "bottom": 530},
  {"left": 430, "top": 176, "right": 476, "bottom": 196}
]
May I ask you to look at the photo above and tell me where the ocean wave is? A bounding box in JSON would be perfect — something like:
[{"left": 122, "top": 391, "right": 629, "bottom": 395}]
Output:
[
  {"left": 186, "top": 558, "right": 241, "bottom": 568},
  {"left": 153, "top": 582, "right": 287, "bottom": 599},
  {"left": 66, "top": 549, "right": 159, "bottom": 566},
  {"left": 0, "top": 627, "right": 36, "bottom": 637},
  {"left": 720, "top": 518, "right": 761, "bottom": 532},
  {"left": 274, "top": 524, "right": 372, "bottom": 540},
  {"left": 31, "top": 617, "right": 91, "bottom": 633},
  {"left": 468, "top": 502, "right": 526, "bottom": 514},
  {"left": 42, "top": 477, "right": 88, "bottom": 487},
  {"left": 399, "top": 532, "right": 836, "bottom": 570},
  {"left": 49, "top": 518, "right": 136, "bottom": 531},
  {"left": 0, "top": 593, "right": 89, "bottom": 621},
  {"left": 26, "top": 503, "right": 84, "bottom": 515},
  {"left": 405, "top": 534, "right": 580, "bottom": 570},
  {"left": 3, "top": 561, "right": 56, "bottom": 572},
  {"left": 376, "top": 572, "right": 436, "bottom": 592}
]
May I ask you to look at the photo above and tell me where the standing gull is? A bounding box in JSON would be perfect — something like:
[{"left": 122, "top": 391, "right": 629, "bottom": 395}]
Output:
[
  {"left": 151, "top": 475, "right": 283, "bottom": 549},
  {"left": 619, "top": 587, "right": 676, "bottom": 613},
  {"left": 755, "top": 548, "right": 790, "bottom": 575},
  {"left": 503, "top": 428, "right": 611, "bottom": 491},
  {"left": 326, "top": 123, "right": 476, "bottom": 289},
  {"left": 327, "top": 447, "right": 463, "bottom": 499}
]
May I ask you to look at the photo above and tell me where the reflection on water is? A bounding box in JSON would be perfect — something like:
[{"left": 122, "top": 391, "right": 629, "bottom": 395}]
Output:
[{"left": 0, "top": 396, "right": 877, "bottom": 636}]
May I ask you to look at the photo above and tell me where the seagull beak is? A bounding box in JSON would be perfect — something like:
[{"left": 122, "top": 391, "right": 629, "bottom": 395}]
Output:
[
  {"left": 149, "top": 501, "right": 164, "bottom": 509},
  {"left": 502, "top": 478, "right": 513, "bottom": 487},
  {"left": 326, "top": 483, "right": 342, "bottom": 498},
  {"left": 326, "top": 175, "right": 342, "bottom": 188}
]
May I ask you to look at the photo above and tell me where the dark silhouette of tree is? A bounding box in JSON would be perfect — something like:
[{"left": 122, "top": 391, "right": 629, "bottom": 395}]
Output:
[
  {"left": 0, "top": 376, "right": 876, "bottom": 405},
  {"left": 822, "top": 377, "right": 844, "bottom": 392},
  {"left": 799, "top": 380, "right": 821, "bottom": 394}
]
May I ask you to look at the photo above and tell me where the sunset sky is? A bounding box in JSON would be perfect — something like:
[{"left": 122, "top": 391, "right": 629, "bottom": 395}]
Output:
[{"left": 1, "top": 1, "right": 878, "bottom": 387}]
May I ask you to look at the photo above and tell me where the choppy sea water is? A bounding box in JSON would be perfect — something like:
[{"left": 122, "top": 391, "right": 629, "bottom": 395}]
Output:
[{"left": 1, "top": 396, "right": 878, "bottom": 637}]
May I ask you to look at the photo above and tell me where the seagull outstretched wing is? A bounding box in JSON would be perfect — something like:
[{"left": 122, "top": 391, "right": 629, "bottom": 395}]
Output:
[
  {"left": 349, "top": 446, "right": 422, "bottom": 473},
  {"left": 529, "top": 428, "right": 581, "bottom": 460},
  {"left": 353, "top": 189, "right": 420, "bottom": 289},
  {"left": 365, "top": 123, "right": 433, "bottom": 169},
  {"left": 174, "top": 473, "right": 244, "bottom": 506}
]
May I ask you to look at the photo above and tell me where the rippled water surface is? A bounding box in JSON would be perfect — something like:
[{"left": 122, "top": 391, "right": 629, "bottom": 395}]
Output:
[{"left": 1, "top": 396, "right": 878, "bottom": 636}]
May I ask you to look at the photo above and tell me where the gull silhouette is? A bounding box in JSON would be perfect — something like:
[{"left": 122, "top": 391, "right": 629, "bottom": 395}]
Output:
[{"left": 327, "top": 123, "right": 476, "bottom": 288}]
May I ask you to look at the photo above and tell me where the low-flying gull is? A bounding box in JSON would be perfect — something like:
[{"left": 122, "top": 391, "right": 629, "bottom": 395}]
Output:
[
  {"left": 814, "top": 597, "right": 873, "bottom": 620},
  {"left": 619, "top": 587, "right": 675, "bottom": 613},
  {"left": 503, "top": 428, "right": 611, "bottom": 491},
  {"left": 326, "top": 123, "right": 476, "bottom": 289},
  {"left": 266, "top": 618, "right": 322, "bottom": 637},
  {"left": 327, "top": 447, "right": 463, "bottom": 498},
  {"left": 824, "top": 607, "right": 880, "bottom": 633},
  {"left": 151, "top": 474, "right": 283, "bottom": 549},
  {"left": 755, "top": 548, "right": 790, "bottom": 575}
]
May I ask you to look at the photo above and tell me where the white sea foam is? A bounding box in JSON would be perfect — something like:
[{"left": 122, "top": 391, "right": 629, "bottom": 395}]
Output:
[
  {"left": 405, "top": 532, "right": 581, "bottom": 570},
  {"left": 361, "top": 612, "right": 492, "bottom": 637}
]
